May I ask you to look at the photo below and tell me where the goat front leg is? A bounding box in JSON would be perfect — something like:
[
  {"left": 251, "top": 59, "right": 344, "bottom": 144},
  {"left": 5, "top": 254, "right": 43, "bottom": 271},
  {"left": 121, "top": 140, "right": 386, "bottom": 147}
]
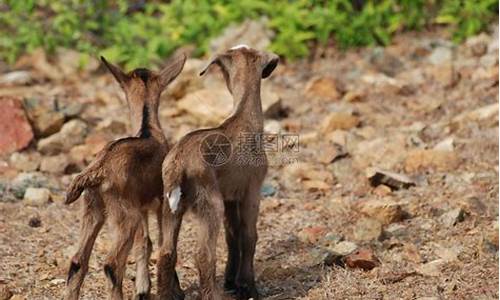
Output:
[
  {"left": 235, "top": 187, "right": 261, "bottom": 300},
  {"left": 195, "top": 193, "right": 223, "bottom": 300},
  {"left": 64, "top": 189, "right": 105, "bottom": 300},
  {"left": 104, "top": 210, "right": 139, "bottom": 300},
  {"left": 134, "top": 213, "right": 152, "bottom": 300},
  {"left": 223, "top": 200, "right": 241, "bottom": 293},
  {"left": 157, "top": 210, "right": 184, "bottom": 300}
]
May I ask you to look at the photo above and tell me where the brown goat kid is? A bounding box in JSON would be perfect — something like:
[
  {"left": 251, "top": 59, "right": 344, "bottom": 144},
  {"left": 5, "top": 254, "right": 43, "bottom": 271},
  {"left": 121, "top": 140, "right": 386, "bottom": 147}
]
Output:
[
  {"left": 157, "top": 46, "right": 279, "bottom": 300},
  {"left": 64, "top": 54, "right": 186, "bottom": 300}
]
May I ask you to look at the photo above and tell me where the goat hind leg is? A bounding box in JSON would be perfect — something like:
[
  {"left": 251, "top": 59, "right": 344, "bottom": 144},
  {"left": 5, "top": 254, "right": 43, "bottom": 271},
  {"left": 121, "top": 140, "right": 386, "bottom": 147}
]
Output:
[
  {"left": 64, "top": 189, "right": 105, "bottom": 300},
  {"left": 235, "top": 188, "right": 261, "bottom": 300},
  {"left": 223, "top": 200, "right": 240, "bottom": 293},
  {"left": 134, "top": 213, "right": 152, "bottom": 300}
]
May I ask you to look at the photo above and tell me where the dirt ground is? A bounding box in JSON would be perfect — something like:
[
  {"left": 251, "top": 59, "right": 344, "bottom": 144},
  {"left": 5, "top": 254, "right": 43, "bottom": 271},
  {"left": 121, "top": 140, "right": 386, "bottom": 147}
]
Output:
[{"left": 0, "top": 27, "right": 498, "bottom": 300}]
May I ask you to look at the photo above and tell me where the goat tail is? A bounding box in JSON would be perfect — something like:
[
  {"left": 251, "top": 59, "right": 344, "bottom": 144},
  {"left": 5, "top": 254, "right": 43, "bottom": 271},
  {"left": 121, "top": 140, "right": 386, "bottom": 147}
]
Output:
[
  {"left": 65, "top": 169, "right": 104, "bottom": 205},
  {"left": 162, "top": 157, "right": 184, "bottom": 214}
]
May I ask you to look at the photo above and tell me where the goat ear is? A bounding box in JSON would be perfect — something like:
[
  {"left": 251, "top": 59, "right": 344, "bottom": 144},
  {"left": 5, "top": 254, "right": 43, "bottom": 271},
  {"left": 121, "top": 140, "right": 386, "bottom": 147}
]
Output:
[
  {"left": 158, "top": 53, "right": 187, "bottom": 88},
  {"left": 261, "top": 53, "right": 279, "bottom": 79},
  {"left": 199, "top": 57, "right": 220, "bottom": 76},
  {"left": 101, "top": 56, "right": 128, "bottom": 86}
]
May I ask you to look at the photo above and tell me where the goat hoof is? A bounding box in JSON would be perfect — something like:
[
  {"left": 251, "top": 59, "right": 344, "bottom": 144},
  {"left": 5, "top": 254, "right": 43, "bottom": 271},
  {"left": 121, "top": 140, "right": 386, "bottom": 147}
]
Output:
[
  {"left": 235, "top": 283, "right": 259, "bottom": 300},
  {"left": 134, "top": 293, "right": 150, "bottom": 300},
  {"left": 223, "top": 279, "right": 237, "bottom": 293}
]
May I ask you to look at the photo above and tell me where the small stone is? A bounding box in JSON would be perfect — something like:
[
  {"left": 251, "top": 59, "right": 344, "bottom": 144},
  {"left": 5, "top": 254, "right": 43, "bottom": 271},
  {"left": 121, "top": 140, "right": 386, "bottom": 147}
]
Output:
[
  {"left": 345, "top": 248, "right": 380, "bottom": 270},
  {"left": 28, "top": 215, "right": 42, "bottom": 227},
  {"left": 96, "top": 119, "right": 127, "bottom": 135},
  {"left": 369, "top": 47, "right": 404, "bottom": 77},
  {"left": 425, "top": 64, "right": 458, "bottom": 87},
  {"left": 383, "top": 223, "right": 408, "bottom": 239},
  {"left": 428, "top": 47, "right": 453, "bottom": 65},
  {"left": 318, "top": 144, "right": 348, "bottom": 164},
  {"left": 359, "top": 199, "right": 404, "bottom": 225},
  {"left": 433, "top": 137, "right": 454, "bottom": 151},
  {"left": 342, "top": 90, "right": 364, "bottom": 102},
  {"left": 30, "top": 110, "right": 65, "bottom": 138},
  {"left": 353, "top": 218, "right": 382, "bottom": 241},
  {"left": 439, "top": 208, "right": 465, "bottom": 227},
  {"left": 367, "top": 168, "right": 415, "bottom": 190},
  {"left": 320, "top": 112, "right": 360, "bottom": 133},
  {"left": 50, "top": 278, "right": 66, "bottom": 285},
  {"left": 9, "top": 152, "right": 41, "bottom": 172},
  {"left": 10, "top": 172, "right": 49, "bottom": 199},
  {"left": 0, "top": 285, "right": 13, "bottom": 300},
  {"left": 260, "top": 184, "right": 276, "bottom": 197},
  {"left": 0, "top": 96, "right": 34, "bottom": 155},
  {"left": 329, "top": 241, "right": 358, "bottom": 256},
  {"left": 60, "top": 102, "right": 85, "bottom": 118},
  {"left": 24, "top": 187, "right": 51, "bottom": 206},
  {"left": 373, "top": 184, "right": 392, "bottom": 197},
  {"left": 415, "top": 259, "right": 445, "bottom": 277},
  {"left": 305, "top": 76, "right": 341, "bottom": 101},
  {"left": 405, "top": 149, "right": 459, "bottom": 172},
  {"left": 303, "top": 180, "right": 331, "bottom": 192},
  {"left": 40, "top": 154, "right": 70, "bottom": 174},
  {"left": 298, "top": 226, "right": 328, "bottom": 244},
  {"left": 37, "top": 119, "right": 88, "bottom": 155},
  {"left": 0, "top": 70, "right": 33, "bottom": 85}
]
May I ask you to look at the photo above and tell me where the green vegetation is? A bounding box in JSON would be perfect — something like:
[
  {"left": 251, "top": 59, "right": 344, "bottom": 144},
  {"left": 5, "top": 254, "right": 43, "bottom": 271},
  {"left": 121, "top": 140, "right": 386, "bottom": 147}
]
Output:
[{"left": 0, "top": 0, "right": 498, "bottom": 68}]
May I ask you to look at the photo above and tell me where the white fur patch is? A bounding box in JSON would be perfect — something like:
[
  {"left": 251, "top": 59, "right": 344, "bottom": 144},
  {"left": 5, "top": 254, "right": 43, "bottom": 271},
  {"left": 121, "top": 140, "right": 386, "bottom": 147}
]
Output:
[
  {"left": 230, "top": 44, "right": 249, "bottom": 50},
  {"left": 167, "top": 186, "right": 182, "bottom": 213}
]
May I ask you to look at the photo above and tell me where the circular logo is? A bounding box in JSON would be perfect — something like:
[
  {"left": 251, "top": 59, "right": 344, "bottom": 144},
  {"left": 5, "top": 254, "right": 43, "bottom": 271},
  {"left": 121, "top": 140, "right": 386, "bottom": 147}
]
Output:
[{"left": 199, "top": 133, "right": 232, "bottom": 166}]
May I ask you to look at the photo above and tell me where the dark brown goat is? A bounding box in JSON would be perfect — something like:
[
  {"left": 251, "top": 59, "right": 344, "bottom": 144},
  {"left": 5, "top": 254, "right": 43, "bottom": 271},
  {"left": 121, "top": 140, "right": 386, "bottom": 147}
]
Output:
[
  {"left": 64, "top": 54, "right": 186, "bottom": 300},
  {"left": 157, "top": 46, "right": 279, "bottom": 300}
]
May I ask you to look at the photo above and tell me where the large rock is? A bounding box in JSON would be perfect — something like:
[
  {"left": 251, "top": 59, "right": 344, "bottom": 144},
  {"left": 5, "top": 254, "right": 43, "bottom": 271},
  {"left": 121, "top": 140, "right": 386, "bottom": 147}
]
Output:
[
  {"left": 305, "top": 76, "right": 341, "bottom": 101},
  {"left": 320, "top": 112, "right": 360, "bottom": 133},
  {"left": 358, "top": 198, "right": 404, "bottom": 225},
  {"left": 40, "top": 154, "right": 70, "bottom": 174},
  {"left": 24, "top": 187, "right": 51, "bottom": 206},
  {"left": 0, "top": 96, "right": 34, "bottom": 155},
  {"left": 37, "top": 120, "right": 88, "bottom": 155},
  {"left": 405, "top": 149, "right": 459, "bottom": 172},
  {"left": 177, "top": 86, "right": 281, "bottom": 125},
  {"left": 209, "top": 19, "right": 273, "bottom": 55}
]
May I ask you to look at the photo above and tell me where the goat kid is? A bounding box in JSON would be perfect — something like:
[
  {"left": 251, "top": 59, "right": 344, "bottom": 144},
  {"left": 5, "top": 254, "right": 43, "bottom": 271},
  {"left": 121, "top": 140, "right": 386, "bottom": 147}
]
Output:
[
  {"left": 157, "top": 46, "right": 279, "bottom": 300},
  {"left": 64, "top": 54, "right": 186, "bottom": 300}
]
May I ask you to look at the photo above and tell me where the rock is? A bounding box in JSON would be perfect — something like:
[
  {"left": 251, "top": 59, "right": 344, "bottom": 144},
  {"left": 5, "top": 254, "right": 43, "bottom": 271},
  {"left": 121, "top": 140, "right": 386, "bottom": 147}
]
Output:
[
  {"left": 452, "top": 103, "right": 499, "bottom": 123},
  {"left": 10, "top": 172, "right": 49, "bottom": 199},
  {"left": 9, "top": 152, "right": 41, "bottom": 171},
  {"left": 369, "top": 47, "right": 404, "bottom": 77},
  {"left": 372, "top": 184, "right": 392, "bottom": 197},
  {"left": 303, "top": 180, "right": 331, "bottom": 192},
  {"left": 318, "top": 143, "right": 348, "bottom": 164},
  {"left": 49, "top": 278, "right": 66, "bottom": 285},
  {"left": 353, "top": 218, "right": 382, "bottom": 241},
  {"left": 415, "top": 259, "right": 445, "bottom": 277},
  {"left": 367, "top": 168, "right": 415, "bottom": 190},
  {"left": 322, "top": 251, "right": 345, "bottom": 267},
  {"left": 28, "top": 215, "right": 42, "bottom": 228},
  {"left": 40, "top": 154, "right": 70, "bottom": 174},
  {"left": 433, "top": 137, "right": 454, "bottom": 151},
  {"left": 326, "top": 130, "right": 348, "bottom": 146},
  {"left": 428, "top": 46, "right": 453, "bottom": 65},
  {"left": 465, "top": 33, "right": 489, "bottom": 56},
  {"left": 56, "top": 48, "right": 99, "bottom": 75},
  {"left": 0, "top": 70, "right": 33, "bottom": 85},
  {"left": 209, "top": 19, "right": 273, "bottom": 55},
  {"left": 342, "top": 90, "right": 365, "bottom": 102},
  {"left": 345, "top": 248, "right": 380, "bottom": 270},
  {"left": 177, "top": 86, "right": 281, "bottom": 125},
  {"left": 260, "top": 184, "right": 276, "bottom": 197},
  {"left": 329, "top": 241, "right": 358, "bottom": 256},
  {"left": 479, "top": 53, "right": 498, "bottom": 68},
  {"left": 95, "top": 119, "right": 127, "bottom": 135},
  {"left": 24, "top": 187, "right": 51, "bottom": 206},
  {"left": 298, "top": 226, "right": 328, "bottom": 244},
  {"left": 480, "top": 224, "right": 499, "bottom": 253},
  {"left": 0, "top": 96, "right": 34, "bottom": 155},
  {"left": 163, "top": 58, "right": 205, "bottom": 100},
  {"left": 0, "top": 285, "right": 13, "bottom": 300},
  {"left": 320, "top": 112, "right": 360, "bottom": 133},
  {"left": 24, "top": 99, "right": 65, "bottom": 137},
  {"left": 353, "top": 135, "right": 407, "bottom": 170},
  {"left": 439, "top": 208, "right": 465, "bottom": 227},
  {"left": 425, "top": 64, "right": 458, "bottom": 87},
  {"left": 359, "top": 199, "right": 404, "bottom": 225},
  {"left": 404, "top": 149, "right": 459, "bottom": 172},
  {"left": 60, "top": 102, "right": 85, "bottom": 119},
  {"left": 383, "top": 223, "right": 408, "bottom": 239},
  {"left": 37, "top": 119, "right": 88, "bottom": 155},
  {"left": 305, "top": 76, "right": 341, "bottom": 101}
]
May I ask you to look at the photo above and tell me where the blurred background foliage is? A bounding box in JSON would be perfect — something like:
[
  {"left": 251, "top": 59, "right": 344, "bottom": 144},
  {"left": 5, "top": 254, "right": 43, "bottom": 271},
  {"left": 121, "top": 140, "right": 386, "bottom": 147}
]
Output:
[{"left": 0, "top": 0, "right": 498, "bottom": 68}]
